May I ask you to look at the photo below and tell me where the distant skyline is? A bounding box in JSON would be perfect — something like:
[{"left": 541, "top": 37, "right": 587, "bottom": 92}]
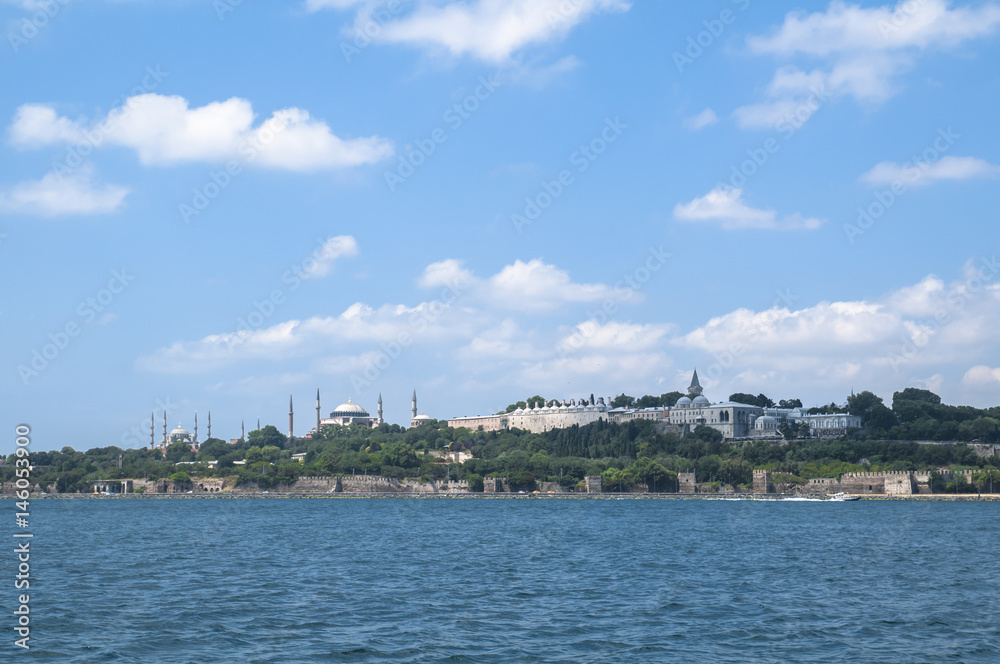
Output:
[{"left": 2, "top": 0, "right": 999, "bottom": 453}]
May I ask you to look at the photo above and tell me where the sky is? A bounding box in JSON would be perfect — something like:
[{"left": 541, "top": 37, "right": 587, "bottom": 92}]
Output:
[{"left": 1, "top": 0, "right": 999, "bottom": 454}]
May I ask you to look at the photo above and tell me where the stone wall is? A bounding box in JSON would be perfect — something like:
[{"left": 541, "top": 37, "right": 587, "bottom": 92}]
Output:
[
  {"left": 678, "top": 472, "right": 697, "bottom": 494},
  {"left": 752, "top": 469, "right": 773, "bottom": 494},
  {"left": 584, "top": 476, "right": 602, "bottom": 494}
]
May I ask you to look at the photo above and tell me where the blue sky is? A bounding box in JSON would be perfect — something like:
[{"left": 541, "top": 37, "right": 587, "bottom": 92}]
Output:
[{"left": 2, "top": 0, "right": 999, "bottom": 453}]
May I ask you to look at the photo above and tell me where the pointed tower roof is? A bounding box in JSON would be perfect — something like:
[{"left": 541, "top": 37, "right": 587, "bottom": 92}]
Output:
[{"left": 688, "top": 369, "right": 704, "bottom": 396}]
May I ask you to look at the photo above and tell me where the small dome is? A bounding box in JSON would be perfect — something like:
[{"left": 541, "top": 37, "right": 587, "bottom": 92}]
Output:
[
  {"left": 413, "top": 413, "right": 432, "bottom": 421},
  {"left": 693, "top": 395, "right": 710, "bottom": 405},
  {"left": 675, "top": 396, "right": 692, "bottom": 405},
  {"left": 758, "top": 415, "right": 777, "bottom": 422}
]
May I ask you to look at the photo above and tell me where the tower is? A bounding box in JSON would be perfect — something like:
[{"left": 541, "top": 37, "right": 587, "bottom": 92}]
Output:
[
  {"left": 411, "top": 389, "right": 417, "bottom": 420},
  {"left": 207, "top": 411, "right": 211, "bottom": 440},
  {"left": 315, "top": 388, "right": 321, "bottom": 435},
  {"left": 289, "top": 394, "right": 294, "bottom": 440},
  {"left": 688, "top": 369, "right": 703, "bottom": 397},
  {"left": 257, "top": 417, "right": 260, "bottom": 431},
  {"left": 150, "top": 411, "right": 154, "bottom": 449},
  {"left": 241, "top": 420, "right": 245, "bottom": 442},
  {"left": 377, "top": 393, "right": 383, "bottom": 425},
  {"left": 162, "top": 411, "right": 167, "bottom": 445},
  {"left": 194, "top": 411, "right": 198, "bottom": 444}
]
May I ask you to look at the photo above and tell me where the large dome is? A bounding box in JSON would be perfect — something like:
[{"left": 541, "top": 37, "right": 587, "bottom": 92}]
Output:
[
  {"left": 331, "top": 398, "right": 369, "bottom": 417},
  {"left": 675, "top": 396, "right": 692, "bottom": 406},
  {"left": 170, "top": 424, "right": 190, "bottom": 436},
  {"left": 692, "top": 395, "right": 710, "bottom": 405}
]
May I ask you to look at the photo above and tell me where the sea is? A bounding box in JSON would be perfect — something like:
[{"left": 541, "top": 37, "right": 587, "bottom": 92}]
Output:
[{"left": 12, "top": 497, "right": 1000, "bottom": 663}]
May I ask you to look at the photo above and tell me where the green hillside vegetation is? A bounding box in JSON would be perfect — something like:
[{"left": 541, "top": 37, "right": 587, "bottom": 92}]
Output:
[{"left": 5, "top": 388, "right": 998, "bottom": 493}]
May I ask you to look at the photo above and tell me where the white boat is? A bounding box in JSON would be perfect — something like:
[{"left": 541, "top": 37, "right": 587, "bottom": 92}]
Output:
[{"left": 830, "top": 492, "right": 860, "bottom": 501}]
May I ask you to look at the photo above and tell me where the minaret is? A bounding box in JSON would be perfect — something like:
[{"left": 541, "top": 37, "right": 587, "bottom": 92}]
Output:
[
  {"left": 150, "top": 411, "right": 154, "bottom": 449},
  {"left": 194, "top": 411, "right": 198, "bottom": 444},
  {"left": 241, "top": 420, "right": 245, "bottom": 442},
  {"left": 377, "top": 393, "right": 383, "bottom": 425},
  {"left": 411, "top": 389, "right": 418, "bottom": 420},
  {"left": 207, "top": 411, "right": 212, "bottom": 440},
  {"left": 288, "top": 394, "right": 294, "bottom": 440},
  {"left": 257, "top": 417, "right": 260, "bottom": 431},
  {"left": 316, "top": 388, "right": 321, "bottom": 434},
  {"left": 162, "top": 411, "right": 167, "bottom": 445}
]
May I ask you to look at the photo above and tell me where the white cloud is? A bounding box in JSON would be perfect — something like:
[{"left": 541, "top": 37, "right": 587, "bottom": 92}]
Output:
[
  {"left": 301, "top": 236, "right": 360, "bottom": 280},
  {"left": 140, "top": 256, "right": 636, "bottom": 374},
  {"left": 9, "top": 94, "right": 393, "bottom": 171},
  {"left": 420, "top": 257, "right": 627, "bottom": 311},
  {"left": 673, "top": 186, "right": 825, "bottom": 231},
  {"left": 736, "top": 1, "right": 1000, "bottom": 128},
  {"left": 861, "top": 155, "right": 1000, "bottom": 187},
  {"left": 962, "top": 365, "right": 1000, "bottom": 386},
  {"left": 674, "top": 262, "right": 1000, "bottom": 398},
  {"left": 0, "top": 166, "right": 128, "bottom": 217},
  {"left": 684, "top": 108, "right": 718, "bottom": 131},
  {"left": 308, "top": 0, "right": 631, "bottom": 62}
]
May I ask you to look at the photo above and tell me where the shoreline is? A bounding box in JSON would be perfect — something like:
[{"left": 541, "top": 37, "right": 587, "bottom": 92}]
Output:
[{"left": 9, "top": 493, "right": 1000, "bottom": 501}]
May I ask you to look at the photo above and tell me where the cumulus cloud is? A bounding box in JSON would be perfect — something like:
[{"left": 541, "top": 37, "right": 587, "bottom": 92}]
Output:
[
  {"left": 735, "top": 0, "right": 1000, "bottom": 128},
  {"left": 301, "top": 236, "right": 360, "bottom": 280},
  {"left": 684, "top": 108, "right": 718, "bottom": 131},
  {"left": 419, "top": 257, "right": 628, "bottom": 311},
  {"left": 0, "top": 166, "right": 128, "bottom": 217},
  {"left": 307, "top": 0, "right": 631, "bottom": 62},
  {"left": 9, "top": 95, "right": 393, "bottom": 171},
  {"left": 673, "top": 186, "right": 825, "bottom": 231},
  {"left": 962, "top": 365, "right": 1000, "bottom": 386},
  {"left": 861, "top": 155, "right": 1000, "bottom": 187}
]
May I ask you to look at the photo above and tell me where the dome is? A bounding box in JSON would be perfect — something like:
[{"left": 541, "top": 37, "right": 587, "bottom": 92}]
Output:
[
  {"left": 692, "top": 395, "right": 710, "bottom": 405},
  {"left": 675, "top": 396, "right": 692, "bottom": 406},
  {"left": 170, "top": 424, "right": 190, "bottom": 436},
  {"left": 331, "top": 398, "right": 369, "bottom": 417},
  {"left": 413, "top": 413, "right": 432, "bottom": 421},
  {"left": 758, "top": 415, "right": 777, "bottom": 421}
]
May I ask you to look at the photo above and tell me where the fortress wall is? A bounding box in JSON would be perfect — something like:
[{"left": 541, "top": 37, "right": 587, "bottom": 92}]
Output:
[{"left": 678, "top": 472, "right": 697, "bottom": 494}]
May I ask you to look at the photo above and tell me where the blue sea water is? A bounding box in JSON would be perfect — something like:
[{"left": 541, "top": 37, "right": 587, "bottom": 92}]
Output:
[{"left": 10, "top": 497, "right": 1000, "bottom": 663}]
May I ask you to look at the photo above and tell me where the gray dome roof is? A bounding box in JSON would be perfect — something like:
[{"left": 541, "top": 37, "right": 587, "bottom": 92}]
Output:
[
  {"left": 675, "top": 396, "right": 692, "bottom": 405},
  {"left": 693, "top": 395, "right": 710, "bottom": 404},
  {"left": 170, "top": 424, "right": 190, "bottom": 436},
  {"left": 331, "top": 398, "right": 369, "bottom": 416}
]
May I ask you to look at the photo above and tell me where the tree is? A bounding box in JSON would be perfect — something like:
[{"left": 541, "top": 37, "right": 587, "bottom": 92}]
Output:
[
  {"left": 165, "top": 441, "right": 194, "bottom": 463},
  {"left": 247, "top": 425, "right": 287, "bottom": 450},
  {"left": 611, "top": 394, "right": 635, "bottom": 408},
  {"left": 847, "top": 391, "right": 898, "bottom": 430},
  {"left": 778, "top": 399, "right": 803, "bottom": 409},
  {"left": 661, "top": 391, "right": 685, "bottom": 407},
  {"left": 168, "top": 471, "right": 191, "bottom": 483}
]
